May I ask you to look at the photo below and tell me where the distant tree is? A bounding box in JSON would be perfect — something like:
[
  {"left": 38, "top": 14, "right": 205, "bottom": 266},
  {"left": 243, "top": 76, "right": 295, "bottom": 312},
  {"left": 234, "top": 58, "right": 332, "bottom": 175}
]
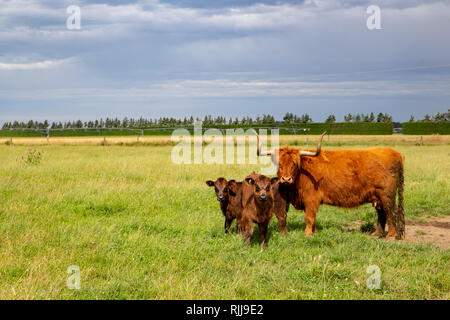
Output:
[
  {"left": 344, "top": 113, "right": 353, "bottom": 122},
  {"left": 325, "top": 115, "right": 336, "bottom": 123},
  {"left": 432, "top": 111, "right": 448, "bottom": 122},
  {"left": 376, "top": 112, "right": 384, "bottom": 122},
  {"left": 409, "top": 115, "right": 415, "bottom": 122},
  {"left": 354, "top": 114, "right": 361, "bottom": 122},
  {"left": 385, "top": 113, "right": 392, "bottom": 123},
  {"left": 369, "top": 112, "right": 375, "bottom": 122},
  {"left": 283, "top": 112, "right": 294, "bottom": 124},
  {"left": 423, "top": 114, "right": 431, "bottom": 121},
  {"left": 297, "top": 114, "right": 312, "bottom": 123}
]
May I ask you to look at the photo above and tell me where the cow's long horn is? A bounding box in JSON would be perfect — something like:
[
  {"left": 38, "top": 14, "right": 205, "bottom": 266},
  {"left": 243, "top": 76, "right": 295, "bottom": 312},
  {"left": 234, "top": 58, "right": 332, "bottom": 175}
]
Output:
[
  {"left": 300, "top": 131, "right": 327, "bottom": 157},
  {"left": 252, "top": 129, "right": 273, "bottom": 156}
]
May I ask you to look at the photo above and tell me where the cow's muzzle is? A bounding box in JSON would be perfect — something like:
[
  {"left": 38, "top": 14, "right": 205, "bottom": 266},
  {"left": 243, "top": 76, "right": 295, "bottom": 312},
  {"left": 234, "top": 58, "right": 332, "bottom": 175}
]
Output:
[{"left": 280, "top": 176, "right": 293, "bottom": 184}]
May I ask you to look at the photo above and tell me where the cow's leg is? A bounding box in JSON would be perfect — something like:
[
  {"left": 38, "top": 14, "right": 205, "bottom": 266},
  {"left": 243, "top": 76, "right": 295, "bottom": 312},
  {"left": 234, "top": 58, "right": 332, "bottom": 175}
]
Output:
[
  {"left": 379, "top": 195, "right": 396, "bottom": 239},
  {"left": 385, "top": 207, "right": 397, "bottom": 239},
  {"left": 371, "top": 208, "right": 386, "bottom": 237},
  {"left": 258, "top": 221, "right": 270, "bottom": 249},
  {"left": 304, "top": 205, "right": 318, "bottom": 236}
]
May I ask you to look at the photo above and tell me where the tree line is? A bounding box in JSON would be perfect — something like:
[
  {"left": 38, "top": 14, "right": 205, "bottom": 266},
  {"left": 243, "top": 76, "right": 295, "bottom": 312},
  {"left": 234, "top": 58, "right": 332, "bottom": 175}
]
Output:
[
  {"left": 2, "top": 110, "right": 448, "bottom": 130},
  {"left": 408, "top": 110, "right": 450, "bottom": 122}
]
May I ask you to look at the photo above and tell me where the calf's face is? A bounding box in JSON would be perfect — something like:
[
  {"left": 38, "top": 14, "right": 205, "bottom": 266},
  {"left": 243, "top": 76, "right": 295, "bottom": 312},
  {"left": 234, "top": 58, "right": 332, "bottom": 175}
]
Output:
[
  {"left": 245, "top": 176, "right": 279, "bottom": 203},
  {"left": 206, "top": 178, "right": 233, "bottom": 202}
]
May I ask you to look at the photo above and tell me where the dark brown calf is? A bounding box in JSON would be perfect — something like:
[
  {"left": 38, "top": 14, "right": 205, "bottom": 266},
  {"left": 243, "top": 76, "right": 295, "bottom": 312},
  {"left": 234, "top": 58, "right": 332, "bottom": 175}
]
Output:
[
  {"left": 206, "top": 177, "right": 243, "bottom": 233},
  {"left": 241, "top": 173, "right": 279, "bottom": 248}
]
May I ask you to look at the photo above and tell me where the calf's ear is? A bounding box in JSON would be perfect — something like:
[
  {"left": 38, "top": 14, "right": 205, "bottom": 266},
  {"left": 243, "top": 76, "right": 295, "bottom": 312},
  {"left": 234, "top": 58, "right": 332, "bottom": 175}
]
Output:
[
  {"left": 245, "top": 177, "right": 255, "bottom": 185},
  {"left": 270, "top": 177, "right": 279, "bottom": 185},
  {"left": 227, "top": 180, "right": 237, "bottom": 196},
  {"left": 206, "top": 180, "right": 215, "bottom": 187}
]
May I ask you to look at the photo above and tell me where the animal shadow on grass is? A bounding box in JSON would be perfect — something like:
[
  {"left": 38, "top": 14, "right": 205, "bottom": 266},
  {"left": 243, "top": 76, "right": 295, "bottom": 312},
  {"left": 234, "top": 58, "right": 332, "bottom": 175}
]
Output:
[{"left": 283, "top": 218, "right": 307, "bottom": 233}]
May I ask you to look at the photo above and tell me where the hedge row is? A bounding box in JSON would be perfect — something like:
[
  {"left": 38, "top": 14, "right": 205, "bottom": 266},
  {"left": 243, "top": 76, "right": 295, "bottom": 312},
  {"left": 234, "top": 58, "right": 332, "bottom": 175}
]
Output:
[
  {"left": 0, "top": 122, "right": 395, "bottom": 137},
  {"left": 149, "top": 122, "right": 394, "bottom": 135},
  {"left": 402, "top": 122, "right": 450, "bottom": 135}
]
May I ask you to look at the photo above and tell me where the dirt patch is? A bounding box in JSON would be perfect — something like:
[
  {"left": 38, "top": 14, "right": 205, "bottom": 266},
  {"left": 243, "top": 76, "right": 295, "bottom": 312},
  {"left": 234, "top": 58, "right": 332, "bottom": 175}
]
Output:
[
  {"left": 342, "top": 216, "right": 450, "bottom": 249},
  {"left": 405, "top": 216, "right": 450, "bottom": 249}
]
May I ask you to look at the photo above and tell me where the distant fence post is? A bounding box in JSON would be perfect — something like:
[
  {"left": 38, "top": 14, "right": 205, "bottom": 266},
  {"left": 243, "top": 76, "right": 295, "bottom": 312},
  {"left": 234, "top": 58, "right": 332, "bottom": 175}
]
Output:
[
  {"left": 420, "top": 136, "right": 423, "bottom": 147},
  {"left": 10, "top": 137, "right": 13, "bottom": 146}
]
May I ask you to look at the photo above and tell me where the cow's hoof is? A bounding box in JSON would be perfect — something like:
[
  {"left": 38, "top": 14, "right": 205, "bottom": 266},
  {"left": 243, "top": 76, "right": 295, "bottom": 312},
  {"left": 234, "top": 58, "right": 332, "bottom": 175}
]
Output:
[
  {"left": 371, "top": 230, "right": 384, "bottom": 237},
  {"left": 386, "top": 231, "right": 397, "bottom": 239}
]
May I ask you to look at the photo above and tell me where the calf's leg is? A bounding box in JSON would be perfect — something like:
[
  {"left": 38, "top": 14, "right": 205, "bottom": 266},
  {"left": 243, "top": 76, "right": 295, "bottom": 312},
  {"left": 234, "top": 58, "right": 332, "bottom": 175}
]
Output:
[
  {"left": 244, "top": 222, "right": 254, "bottom": 246},
  {"left": 224, "top": 218, "right": 233, "bottom": 234},
  {"left": 258, "top": 221, "right": 270, "bottom": 249},
  {"left": 273, "top": 206, "right": 287, "bottom": 235}
]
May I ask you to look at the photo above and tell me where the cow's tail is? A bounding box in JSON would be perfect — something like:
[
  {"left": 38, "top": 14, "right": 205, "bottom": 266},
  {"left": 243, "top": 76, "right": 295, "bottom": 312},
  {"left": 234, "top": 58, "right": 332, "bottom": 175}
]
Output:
[{"left": 395, "top": 160, "right": 405, "bottom": 240}]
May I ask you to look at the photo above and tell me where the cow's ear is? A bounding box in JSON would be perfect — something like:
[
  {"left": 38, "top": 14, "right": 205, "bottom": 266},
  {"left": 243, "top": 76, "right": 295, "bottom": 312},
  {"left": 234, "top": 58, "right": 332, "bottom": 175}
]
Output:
[
  {"left": 270, "top": 177, "right": 279, "bottom": 185},
  {"left": 245, "top": 177, "right": 255, "bottom": 185},
  {"left": 206, "top": 180, "right": 215, "bottom": 187}
]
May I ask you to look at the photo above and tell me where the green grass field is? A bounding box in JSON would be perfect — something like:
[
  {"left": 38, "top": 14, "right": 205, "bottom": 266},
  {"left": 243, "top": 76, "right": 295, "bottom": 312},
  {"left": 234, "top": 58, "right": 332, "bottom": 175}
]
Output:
[{"left": 0, "top": 140, "right": 448, "bottom": 299}]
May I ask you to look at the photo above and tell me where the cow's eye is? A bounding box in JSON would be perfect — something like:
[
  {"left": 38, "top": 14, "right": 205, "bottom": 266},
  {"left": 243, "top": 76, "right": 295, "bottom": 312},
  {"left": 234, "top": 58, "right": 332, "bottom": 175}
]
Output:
[
  {"left": 255, "top": 185, "right": 260, "bottom": 191},
  {"left": 223, "top": 187, "right": 228, "bottom": 192},
  {"left": 266, "top": 185, "right": 270, "bottom": 191},
  {"left": 214, "top": 187, "right": 218, "bottom": 192}
]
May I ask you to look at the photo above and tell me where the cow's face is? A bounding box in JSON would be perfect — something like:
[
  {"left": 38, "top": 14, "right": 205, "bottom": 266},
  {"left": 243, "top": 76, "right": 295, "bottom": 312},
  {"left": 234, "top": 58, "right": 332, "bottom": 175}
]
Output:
[
  {"left": 245, "top": 176, "right": 278, "bottom": 203},
  {"left": 277, "top": 148, "right": 300, "bottom": 185},
  {"left": 206, "top": 177, "right": 231, "bottom": 202}
]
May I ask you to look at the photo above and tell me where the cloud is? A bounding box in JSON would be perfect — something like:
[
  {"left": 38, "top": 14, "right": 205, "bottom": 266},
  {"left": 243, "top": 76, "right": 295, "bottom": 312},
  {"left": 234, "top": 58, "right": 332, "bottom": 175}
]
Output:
[
  {"left": 0, "top": 58, "right": 72, "bottom": 71},
  {"left": 0, "top": 0, "right": 449, "bottom": 122},
  {"left": 1, "top": 77, "right": 448, "bottom": 100}
]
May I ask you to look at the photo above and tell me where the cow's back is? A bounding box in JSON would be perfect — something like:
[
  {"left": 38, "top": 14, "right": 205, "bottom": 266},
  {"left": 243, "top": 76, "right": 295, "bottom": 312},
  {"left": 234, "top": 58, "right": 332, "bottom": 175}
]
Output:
[{"left": 300, "top": 147, "right": 403, "bottom": 208}]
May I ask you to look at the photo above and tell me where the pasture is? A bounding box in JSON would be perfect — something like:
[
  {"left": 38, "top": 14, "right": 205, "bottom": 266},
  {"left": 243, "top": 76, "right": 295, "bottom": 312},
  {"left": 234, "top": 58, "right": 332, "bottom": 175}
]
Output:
[{"left": 0, "top": 136, "right": 448, "bottom": 299}]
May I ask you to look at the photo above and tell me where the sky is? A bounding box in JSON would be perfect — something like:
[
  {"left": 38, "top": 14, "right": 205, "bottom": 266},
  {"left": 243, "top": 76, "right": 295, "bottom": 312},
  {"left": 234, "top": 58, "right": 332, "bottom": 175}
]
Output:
[{"left": 0, "top": 0, "right": 449, "bottom": 123}]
